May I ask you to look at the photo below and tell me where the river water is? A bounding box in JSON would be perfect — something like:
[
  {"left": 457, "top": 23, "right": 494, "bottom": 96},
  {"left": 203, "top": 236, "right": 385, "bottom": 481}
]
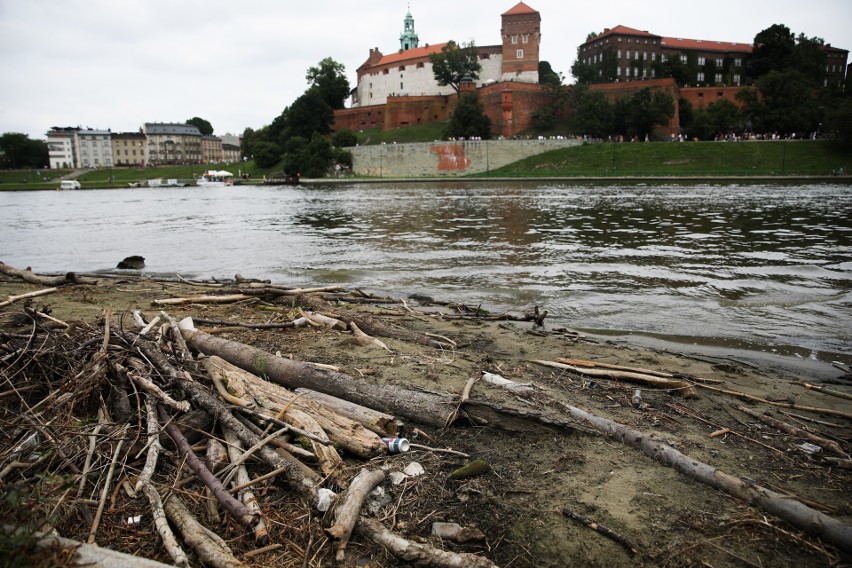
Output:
[{"left": 1, "top": 182, "right": 850, "bottom": 377}]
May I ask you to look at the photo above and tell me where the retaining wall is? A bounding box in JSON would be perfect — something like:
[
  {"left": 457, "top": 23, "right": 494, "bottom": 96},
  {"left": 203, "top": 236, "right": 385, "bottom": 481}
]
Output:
[{"left": 350, "top": 139, "right": 581, "bottom": 177}]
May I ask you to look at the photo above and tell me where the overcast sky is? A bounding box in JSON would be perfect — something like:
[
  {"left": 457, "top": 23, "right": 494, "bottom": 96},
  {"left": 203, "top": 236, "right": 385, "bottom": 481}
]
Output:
[{"left": 1, "top": 0, "right": 849, "bottom": 140}]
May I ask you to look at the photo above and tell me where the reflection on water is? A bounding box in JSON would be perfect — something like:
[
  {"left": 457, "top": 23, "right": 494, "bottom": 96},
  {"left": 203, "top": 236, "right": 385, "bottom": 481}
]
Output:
[{"left": 1, "top": 183, "right": 850, "bottom": 372}]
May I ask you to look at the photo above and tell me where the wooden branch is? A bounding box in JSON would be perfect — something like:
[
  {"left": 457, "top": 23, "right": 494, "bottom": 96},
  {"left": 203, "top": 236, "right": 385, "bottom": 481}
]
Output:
[
  {"left": 737, "top": 406, "right": 848, "bottom": 457},
  {"left": 327, "top": 468, "right": 386, "bottom": 561},
  {"left": 0, "top": 261, "right": 96, "bottom": 286},
  {"left": 562, "top": 508, "right": 638, "bottom": 556},
  {"left": 695, "top": 383, "right": 852, "bottom": 420},
  {"left": 192, "top": 317, "right": 298, "bottom": 330},
  {"left": 350, "top": 321, "right": 392, "bottom": 352},
  {"left": 152, "top": 294, "right": 253, "bottom": 306},
  {"left": 141, "top": 482, "right": 190, "bottom": 567},
  {"left": 159, "top": 405, "right": 258, "bottom": 529},
  {"left": 120, "top": 362, "right": 190, "bottom": 413},
  {"left": 136, "top": 396, "right": 163, "bottom": 491},
  {"left": 163, "top": 494, "right": 241, "bottom": 568},
  {"left": 795, "top": 382, "right": 852, "bottom": 402},
  {"left": 533, "top": 360, "right": 698, "bottom": 397},
  {"left": 555, "top": 400, "right": 852, "bottom": 554},
  {"left": 355, "top": 517, "right": 499, "bottom": 568},
  {"left": 224, "top": 429, "right": 269, "bottom": 545},
  {"left": 294, "top": 388, "right": 401, "bottom": 437},
  {"left": 0, "top": 287, "right": 58, "bottom": 308},
  {"left": 87, "top": 430, "right": 126, "bottom": 544}
]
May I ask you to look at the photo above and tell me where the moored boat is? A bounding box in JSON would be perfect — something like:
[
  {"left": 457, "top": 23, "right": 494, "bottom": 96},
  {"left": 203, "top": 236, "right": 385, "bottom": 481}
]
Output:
[{"left": 196, "top": 170, "right": 234, "bottom": 187}]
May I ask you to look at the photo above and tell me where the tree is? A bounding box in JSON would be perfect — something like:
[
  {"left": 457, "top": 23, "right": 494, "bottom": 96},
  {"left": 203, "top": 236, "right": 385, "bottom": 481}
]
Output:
[
  {"left": 306, "top": 57, "right": 350, "bottom": 110},
  {"left": 240, "top": 127, "right": 256, "bottom": 160},
  {"left": 749, "top": 24, "right": 796, "bottom": 79},
  {"left": 570, "top": 59, "right": 597, "bottom": 85},
  {"left": 569, "top": 86, "right": 614, "bottom": 139},
  {"left": 430, "top": 41, "right": 482, "bottom": 93},
  {"left": 252, "top": 140, "right": 282, "bottom": 168},
  {"left": 616, "top": 88, "right": 675, "bottom": 139},
  {"left": 0, "top": 133, "right": 49, "bottom": 169},
  {"left": 747, "top": 69, "right": 825, "bottom": 134},
  {"left": 285, "top": 88, "right": 334, "bottom": 140},
  {"left": 283, "top": 134, "right": 333, "bottom": 177},
  {"left": 538, "top": 61, "right": 562, "bottom": 87},
  {"left": 446, "top": 91, "right": 492, "bottom": 139},
  {"left": 331, "top": 129, "right": 358, "bottom": 148},
  {"left": 823, "top": 98, "right": 852, "bottom": 145},
  {"left": 186, "top": 117, "right": 214, "bottom": 136}
]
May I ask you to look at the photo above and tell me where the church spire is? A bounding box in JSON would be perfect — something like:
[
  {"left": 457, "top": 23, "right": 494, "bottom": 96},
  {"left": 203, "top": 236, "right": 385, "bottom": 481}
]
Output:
[{"left": 399, "top": 6, "right": 419, "bottom": 51}]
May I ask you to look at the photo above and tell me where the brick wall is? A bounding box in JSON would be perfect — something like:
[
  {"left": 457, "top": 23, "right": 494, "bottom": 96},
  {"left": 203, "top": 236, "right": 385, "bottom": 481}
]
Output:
[
  {"left": 590, "top": 78, "right": 681, "bottom": 137},
  {"left": 680, "top": 85, "right": 753, "bottom": 110}
]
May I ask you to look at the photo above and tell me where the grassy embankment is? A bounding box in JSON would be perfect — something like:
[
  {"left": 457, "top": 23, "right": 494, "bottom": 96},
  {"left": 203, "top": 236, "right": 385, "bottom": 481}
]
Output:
[{"left": 1, "top": 127, "right": 848, "bottom": 190}]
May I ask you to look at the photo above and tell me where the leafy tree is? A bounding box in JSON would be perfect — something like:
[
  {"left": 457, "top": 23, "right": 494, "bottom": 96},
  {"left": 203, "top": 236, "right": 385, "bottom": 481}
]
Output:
[
  {"left": 0, "top": 133, "right": 48, "bottom": 169},
  {"left": 306, "top": 57, "right": 350, "bottom": 110},
  {"left": 569, "top": 86, "right": 614, "bottom": 138},
  {"left": 430, "top": 41, "right": 482, "bottom": 93},
  {"left": 283, "top": 134, "right": 333, "bottom": 177},
  {"left": 186, "top": 117, "right": 214, "bottom": 136},
  {"left": 791, "top": 34, "right": 827, "bottom": 86},
  {"left": 252, "top": 140, "right": 282, "bottom": 168},
  {"left": 749, "top": 24, "right": 796, "bottom": 79},
  {"left": 585, "top": 31, "right": 599, "bottom": 42},
  {"left": 570, "top": 59, "right": 597, "bottom": 85},
  {"left": 446, "top": 91, "right": 492, "bottom": 139},
  {"left": 823, "top": 98, "right": 852, "bottom": 145},
  {"left": 285, "top": 89, "right": 334, "bottom": 140},
  {"left": 686, "top": 99, "right": 743, "bottom": 140},
  {"left": 240, "top": 127, "right": 256, "bottom": 160},
  {"left": 750, "top": 69, "right": 825, "bottom": 134},
  {"left": 616, "top": 88, "right": 675, "bottom": 138},
  {"left": 331, "top": 129, "right": 358, "bottom": 148},
  {"left": 538, "top": 61, "right": 562, "bottom": 87}
]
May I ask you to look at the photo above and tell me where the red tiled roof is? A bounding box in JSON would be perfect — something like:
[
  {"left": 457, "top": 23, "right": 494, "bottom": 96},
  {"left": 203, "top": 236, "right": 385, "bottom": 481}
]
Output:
[
  {"left": 661, "top": 37, "right": 752, "bottom": 53},
  {"left": 587, "top": 25, "right": 661, "bottom": 44},
  {"left": 503, "top": 2, "right": 538, "bottom": 16},
  {"left": 374, "top": 42, "right": 450, "bottom": 66}
]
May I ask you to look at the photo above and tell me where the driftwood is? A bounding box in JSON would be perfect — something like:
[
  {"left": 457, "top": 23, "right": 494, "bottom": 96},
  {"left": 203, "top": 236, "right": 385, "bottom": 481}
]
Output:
[
  {"left": 533, "top": 359, "right": 698, "bottom": 397},
  {"left": 180, "top": 324, "right": 584, "bottom": 435},
  {"left": 695, "top": 383, "right": 852, "bottom": 420},
  {"left": 327, "top": 468, "right": 386, "bottom": 561},
  {"left": 356, "top": 517, "right": 499, "bottom": 568},
  {"left": 0, "top": 261, "right": 96, "bottom": 286},
  {"left": 0, "top": 287, "right": 58, "bottom": 308},
  {"left": 737, "top": 405, "right": 848, "bottom": 457},
  {"left": 795, "top": 381, "right": 852, "bottom": 402},
  {"left": 562, "top": 508, "right": 638, "bottom": 556},
  {"left": 555, "top": 400, "right": 852, "bottom": 553},
  {"left": 163, "top": 494, "right": 241, "bottom": 568},
  {"left": 294, "top": 388, "right": 401, "bottom": 436},
  {"left": 223, "top": 428, "right": 270, "bottom": 545}
]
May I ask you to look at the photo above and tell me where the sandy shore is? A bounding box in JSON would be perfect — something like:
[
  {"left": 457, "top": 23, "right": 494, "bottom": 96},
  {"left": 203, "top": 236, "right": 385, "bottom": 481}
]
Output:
[{"left": 1, "top": 273, "right": 850, "bottom": 567}]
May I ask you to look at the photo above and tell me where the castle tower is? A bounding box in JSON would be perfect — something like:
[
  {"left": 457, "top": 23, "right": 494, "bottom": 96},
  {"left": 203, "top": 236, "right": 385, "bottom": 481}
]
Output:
[
  {"left": 500, "top": 2, "right": 541, "bottom": 82},
  {"left": 399, "top": 9, "right": 419, "bottom": 51}
]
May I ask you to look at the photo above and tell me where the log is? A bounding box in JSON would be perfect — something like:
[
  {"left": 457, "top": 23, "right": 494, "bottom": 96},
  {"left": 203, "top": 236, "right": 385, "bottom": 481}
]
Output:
[
  {"left": 295, "top": 388, "right": 401, "bottom": 436},
  {"left": 355, "top": 517, "right": 499, "bottom": 568},
  {"left": 554, "top": 400, "right": 852, "bottom": 554},
  {"left": 202, "top": 355, "right": 386, "bottom": 459},
  {"left": 0, "top": 287, "right": 58, "bottom": 308},
  {"left": 181, "top": 326, "right": 583, "bottom": 435},
  {"left": 163, "top": 494, "right": 242, "bottom": 568},
  {"left": 327, "top": 468, "right": 386, "bottom": 561},
  {"left": 152, "top": 294, "right": 254, "bottom": 306},
  {"left": 695, "top": 383, "right": 852, "bottom": 420},
  {"left": 0, "top": 261, "right": 96, "bottom": 286}
]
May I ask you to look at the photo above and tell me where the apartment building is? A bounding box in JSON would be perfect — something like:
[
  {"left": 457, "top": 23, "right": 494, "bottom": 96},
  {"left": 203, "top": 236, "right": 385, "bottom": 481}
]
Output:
[
  {"left": 111, "top": 131, "right": 148, "bottom": 167},
  {"left": 74, "top": 128, "right": 113, "bottom": 169},
  {"left": 143, "top": 123, "right": 202, "bottom": 165},
  {"left": 46, "top": 127, "right": 76, "bottom": 169}
]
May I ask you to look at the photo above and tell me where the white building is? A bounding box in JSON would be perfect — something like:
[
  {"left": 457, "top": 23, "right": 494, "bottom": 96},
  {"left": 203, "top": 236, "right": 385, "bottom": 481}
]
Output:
[
  {"left": 47, "top": 128, "right": 76, "bottom": 169},
  {"left": 74, "top": 128, "right": 113, "bottom": 168}
]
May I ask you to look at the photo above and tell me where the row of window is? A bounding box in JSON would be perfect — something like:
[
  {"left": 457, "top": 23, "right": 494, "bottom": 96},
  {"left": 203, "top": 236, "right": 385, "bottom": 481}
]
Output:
[
  {"left": 510, "top": 34, "right": 530, "bottom": 45},
  {"left": 586, "top": 52, "right": 743, "bottom": 67},
  {"left": 582, "top": 37, "right": 661, "bottom": 51},
  {"left": 613, "top": 65, "right": 742, "bottom": 85}
]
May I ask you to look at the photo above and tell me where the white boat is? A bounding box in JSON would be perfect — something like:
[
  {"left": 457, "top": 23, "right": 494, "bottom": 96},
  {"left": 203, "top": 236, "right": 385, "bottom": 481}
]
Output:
[
  {"left": 196, "top": 170, "right": 234, "bottom": 187},
  {"left": 60, "top": 180, "right": 81, "bottom": 190}
]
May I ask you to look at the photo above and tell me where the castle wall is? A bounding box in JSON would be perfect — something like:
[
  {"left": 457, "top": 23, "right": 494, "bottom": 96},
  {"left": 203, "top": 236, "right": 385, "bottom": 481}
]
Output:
[
  {"left": 590, "top": 78, "right": 681, "bottom": 137},
  {"left": 350, "top": 139, "right": 580, "bottom": 177}
]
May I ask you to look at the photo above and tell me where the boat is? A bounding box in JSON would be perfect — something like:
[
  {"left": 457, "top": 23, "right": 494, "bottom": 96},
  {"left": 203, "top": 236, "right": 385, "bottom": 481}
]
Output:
[
  {"left": 262, "top": 173, "right": 300, "bottom": 185},
  {"left": 59, "top": 180, "right": 81, "bottom": 190},
  {"left": 196, "top": 170, "right": 234, "bottom": 187}
]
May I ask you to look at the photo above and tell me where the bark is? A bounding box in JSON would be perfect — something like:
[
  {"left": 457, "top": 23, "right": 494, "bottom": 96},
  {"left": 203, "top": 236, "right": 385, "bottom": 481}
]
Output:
[
  {"left": 327, "top": 468, "right": 386, "bottom": 561},
  {"left": 163, "top": 494, "right": 241, "bottom": 568},
  {"left": 223, "top": 429, "right": 270, "bottom": 545},
  {"left": 355, "top": 517, "right": 499, "bottom": 568},
  {"left": 555, "top": 400, "right": 852, "bottom": 554}
]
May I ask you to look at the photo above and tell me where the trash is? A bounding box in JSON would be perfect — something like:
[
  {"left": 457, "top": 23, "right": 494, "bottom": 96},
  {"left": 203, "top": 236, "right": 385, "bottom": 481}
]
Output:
[
  {"left": 481, "top": 371, "right": 535, "bottom": 393},
  {"left": 632, "top": 389, "right": 642, "bottom": 407},
  {"left": 449, "top": 459, "right": 491, "bottom": 479},
  {"left": 388, "top": 471, "right": 408, "bottom": 485},
  {"left": 583, "top": 380, "right": 598, "bottom": 389},
  {"left": 382, "top": 437, "right": 410, "bottom": 453},
  {"left": 126, "top": 515, "right": 143, "bottom": 526},
  {"left": 316, "top": 488, "right": 336, "bottom": 512},
  {"left": 403, "top": 462, "right": 424, "bottom": 477},
  {"left": 431, "top": 522, "right": 462, "bottom": 539},
  {"left": 798, "top": 442, "right": 822, "bottom": 455}
]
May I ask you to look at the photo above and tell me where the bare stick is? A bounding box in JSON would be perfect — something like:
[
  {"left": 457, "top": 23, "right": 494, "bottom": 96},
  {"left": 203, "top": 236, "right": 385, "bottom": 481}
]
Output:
[
  {"left": 563, "top": 508, "right": 638, "bottom": 556},
  {"left": 737, "top": 406, "right": 848, "bottom": 457},
  {"left": 141, "top": 483, "right": 190, "bottom": 567},
  {"left": 327, "top": 468, "right": 386, "bottom": 561},
  {"left": 223, "top": 429, "right": 269, "bottom": 545},
  {"left": 695, "top": 383, "right": 852, "bottom": 420},
  {"left": 0, "top": 287, "right": 58, "bottom": 308},
  {"left": 87, "top": 429, "right": 126, "bottom": 544},
  {"left": 795, "top": 382, "right": 852, "bottom": 402}
]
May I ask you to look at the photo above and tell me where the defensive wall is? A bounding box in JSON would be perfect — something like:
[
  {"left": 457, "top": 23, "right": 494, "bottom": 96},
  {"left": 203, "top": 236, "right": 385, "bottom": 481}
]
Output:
[{"left": 350, "top": 138, "right": 581, "bottom": 177}]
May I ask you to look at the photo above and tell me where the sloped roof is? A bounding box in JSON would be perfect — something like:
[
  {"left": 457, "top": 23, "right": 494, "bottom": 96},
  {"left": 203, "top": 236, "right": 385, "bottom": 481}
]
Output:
[
  {"left": 661, "top": 37, "right": 752, "bottom": 53},
  {"left": 375, "top": 42, "right": 449, "bottom": 66},
  {"left": 594, "top": 25, "right": 661, "bottom": 42},
  {"left": 503, "top": 2, "right": 538, "bottom": 16}
]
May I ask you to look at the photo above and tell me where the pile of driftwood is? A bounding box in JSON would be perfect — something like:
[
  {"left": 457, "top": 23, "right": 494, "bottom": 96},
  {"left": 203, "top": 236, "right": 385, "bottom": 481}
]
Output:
[{"left": 2, "top": 262, "right": 852, "bottom": 567}]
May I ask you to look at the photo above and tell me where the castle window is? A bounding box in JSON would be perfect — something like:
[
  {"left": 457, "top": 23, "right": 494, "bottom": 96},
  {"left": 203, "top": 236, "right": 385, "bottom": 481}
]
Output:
[
  {"left": 634, "top": 51, "right": 639, "bottom": 60},
  {"left": 522, "top": 34, "right": 529, "bottom": 44},
  {"left": 680, "top": 54, "right": 687, "bottom": 64},
  {"left": 715, "top": 58, "right": 723, "bottom": 67},
  {"left": 399, "top": 66, "right": 405, "bottom": 71},
  {"left": 617, "top": 66, "right": 622, "bottom": 76},
  {"left": 417, "top": 62, "right": 425, "bottom": 68},
  {"left": 626, "top": 50, "right": 630, "bottom": 59},
  {"left": 511, "top": 35, "right": 518, "bottom": 44},
  {"left": 516, "top": 49, "right": 524, "bottom": 59},
  {"left": 617, "top": 49, "right": 622, "bottom": 58},
  {"left": 733, "top": 74, "right": 741, "bottom": 85},
  {"left": 697, "top": 72, "right": 705, "bottom": 82},
  {"left": 383, "top": 69, "right": 389, "bottom": 75},
  {"left": 715, "top": 73, "right": 722, "bottom": 83},
  {"left": 735, "top": 58, "right": 742, "bottom": 67},
  {"left": 698, "top": 56, "right": 706, "bottom": 65}
]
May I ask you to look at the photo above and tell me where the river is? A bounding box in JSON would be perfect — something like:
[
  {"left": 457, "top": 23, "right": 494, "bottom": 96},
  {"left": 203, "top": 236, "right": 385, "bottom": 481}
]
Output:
[{"left": 1, "top": 182, "right": 850, "bottom": 377}]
